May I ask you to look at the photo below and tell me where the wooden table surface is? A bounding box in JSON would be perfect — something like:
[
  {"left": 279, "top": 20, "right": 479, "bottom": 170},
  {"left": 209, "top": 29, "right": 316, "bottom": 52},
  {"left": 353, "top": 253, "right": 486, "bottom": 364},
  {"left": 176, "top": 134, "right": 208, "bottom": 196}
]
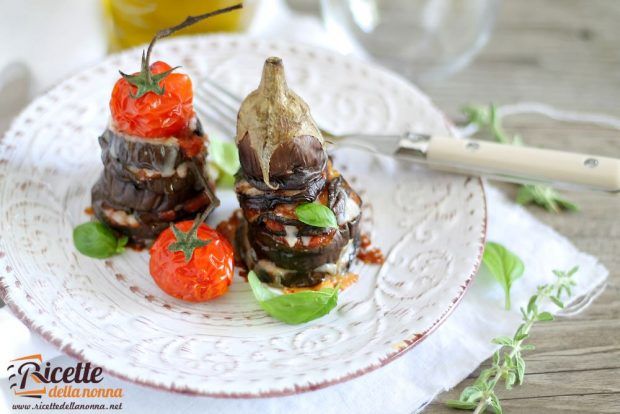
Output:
[{"left": 291, "top": 0, "right": 620, "bottom": 412}]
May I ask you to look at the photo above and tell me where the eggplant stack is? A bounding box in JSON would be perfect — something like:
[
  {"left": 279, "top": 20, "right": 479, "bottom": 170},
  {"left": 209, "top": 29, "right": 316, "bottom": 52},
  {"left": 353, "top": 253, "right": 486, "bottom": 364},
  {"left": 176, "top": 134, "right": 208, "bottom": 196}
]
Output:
[
  {"left": 234, "top": 57, "right": 362, "bottom": 288},
  {"left": 91, "top": 120, "right": 218, "bottom": 246}
]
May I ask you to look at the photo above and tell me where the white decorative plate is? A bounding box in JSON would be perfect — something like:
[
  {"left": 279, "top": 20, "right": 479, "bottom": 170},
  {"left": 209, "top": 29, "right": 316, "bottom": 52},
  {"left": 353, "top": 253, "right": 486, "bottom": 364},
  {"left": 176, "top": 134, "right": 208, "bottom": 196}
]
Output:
[{"left": 0, "top": 35, "right": 486, "bottom": 397}]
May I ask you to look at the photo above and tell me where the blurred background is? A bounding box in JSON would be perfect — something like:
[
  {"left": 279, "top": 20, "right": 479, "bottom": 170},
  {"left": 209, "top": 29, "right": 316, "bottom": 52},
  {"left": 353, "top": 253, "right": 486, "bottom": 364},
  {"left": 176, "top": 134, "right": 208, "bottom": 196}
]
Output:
[
  {"left": 1, "top": 0, "right": 618, "bottom": 129},
  {"left": 0, "top": 0, "right": 501, "bottom": 90}
]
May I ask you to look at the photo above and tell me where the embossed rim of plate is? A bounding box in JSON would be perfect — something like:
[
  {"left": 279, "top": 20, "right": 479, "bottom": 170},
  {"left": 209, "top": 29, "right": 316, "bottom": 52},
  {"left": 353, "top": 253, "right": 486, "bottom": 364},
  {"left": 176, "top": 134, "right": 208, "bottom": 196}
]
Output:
[{"left": 0, "top": 34, "right": 487, "bottom": 398}]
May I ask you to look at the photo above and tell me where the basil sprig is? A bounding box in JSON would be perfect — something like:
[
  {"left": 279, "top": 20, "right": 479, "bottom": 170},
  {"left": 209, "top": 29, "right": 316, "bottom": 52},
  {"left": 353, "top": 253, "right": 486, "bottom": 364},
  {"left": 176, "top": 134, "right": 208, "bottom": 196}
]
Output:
[
  {"left": 209, "top": 138, "right": 240, "bottom": 187},
  {"left": 295, "top": 202, "right": 338, "bottom": 229},
  {"left": 482, "top": 242, "right": 524, "bottom": 310},
  {"left": 248, "top": 271, "right": 338, "bottom": 324},
  {"left": 73, "top": 222, "right": 128, "bottom": 259}
]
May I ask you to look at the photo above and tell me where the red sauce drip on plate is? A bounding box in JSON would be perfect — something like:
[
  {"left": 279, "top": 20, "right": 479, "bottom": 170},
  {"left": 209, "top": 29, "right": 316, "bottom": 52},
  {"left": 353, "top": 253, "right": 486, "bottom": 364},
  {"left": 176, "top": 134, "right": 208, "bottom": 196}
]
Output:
[{"left": 357, "top": 234, "right": 385, "bottom": 264}]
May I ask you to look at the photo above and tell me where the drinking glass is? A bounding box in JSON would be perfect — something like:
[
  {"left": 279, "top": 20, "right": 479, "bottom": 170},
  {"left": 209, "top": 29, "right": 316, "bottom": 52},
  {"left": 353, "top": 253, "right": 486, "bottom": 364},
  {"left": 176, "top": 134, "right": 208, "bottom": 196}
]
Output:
[{"left": 320, "top": 0, "right": 500, "bottom": 81}]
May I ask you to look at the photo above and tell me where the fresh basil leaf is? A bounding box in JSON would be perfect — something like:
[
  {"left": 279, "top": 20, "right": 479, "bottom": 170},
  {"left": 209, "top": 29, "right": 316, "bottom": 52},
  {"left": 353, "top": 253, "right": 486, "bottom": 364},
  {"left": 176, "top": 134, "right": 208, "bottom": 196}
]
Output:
[
  {"left": 216, "top": 169, "right": 236, "bottom": 188},
  {"left": 248, "top": 271, "right": 338, "bottom": 324},
  {"left": 73, "top": 222, "right": 126, "bottom": 259},
  {"left": 482, "top": 242, "right": 524, "bottom": 310},
  {"left": 247, "top": 271, "right": 278, "bottom": 302},
  {"left": 209, "top": 138, "right": 240, "bottom": 176},
  {"left": 295, "top": 202, "right": 338, "bottom": 229}
]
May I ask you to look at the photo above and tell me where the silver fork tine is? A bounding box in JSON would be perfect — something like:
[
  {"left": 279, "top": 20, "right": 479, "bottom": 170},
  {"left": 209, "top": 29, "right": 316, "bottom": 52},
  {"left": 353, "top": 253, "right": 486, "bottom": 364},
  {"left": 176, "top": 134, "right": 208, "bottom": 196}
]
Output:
[
  {"left": 196, "top": 85, "right": 239, "bottom": 119},
  {"left": 202, "top": 77, "right": 244, "bottom": 105},
  {"left": 194, "top": 102, "right": 235, "bottom": 137},
  {"left": 194, "top": 88, "right": 238, "bottom": 128},
  {"left": 196, "top": 77, "right": 242, "bottom": 118}
]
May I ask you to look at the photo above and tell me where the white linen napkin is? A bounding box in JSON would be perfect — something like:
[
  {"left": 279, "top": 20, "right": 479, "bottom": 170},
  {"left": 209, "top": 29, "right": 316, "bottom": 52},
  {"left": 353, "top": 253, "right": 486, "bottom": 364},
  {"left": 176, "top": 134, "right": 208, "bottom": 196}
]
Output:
[
  {"left": 1, "top": 186, "right": 608, "bottom": 413},
  {"left": 0, "top": 1, "right": 609, "bottom": 412}
]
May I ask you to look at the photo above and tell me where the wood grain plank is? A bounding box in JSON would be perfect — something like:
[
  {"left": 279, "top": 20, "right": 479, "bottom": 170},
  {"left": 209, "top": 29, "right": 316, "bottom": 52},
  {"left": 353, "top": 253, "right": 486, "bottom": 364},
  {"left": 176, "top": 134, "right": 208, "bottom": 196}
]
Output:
[{"left": 289, "top": 0, "right": 620, "bottom": 412}]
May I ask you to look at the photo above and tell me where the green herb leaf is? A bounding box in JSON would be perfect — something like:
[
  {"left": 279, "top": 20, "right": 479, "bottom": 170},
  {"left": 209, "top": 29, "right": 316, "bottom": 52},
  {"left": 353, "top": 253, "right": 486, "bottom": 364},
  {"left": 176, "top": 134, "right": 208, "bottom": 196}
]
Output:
[
  {"left": 208, "top": 138, "right": 241, "bottom": 188},
  {"left": 295, "top": 203, "right": 338, "bottom": 229},
  {"left": 537, "top": 311, "right": 554, "bottom": 321},
  {"left": 527, "top": 295, "right": 538, "bottom": 315},
  {"left": 446, "top": 400, "right": 478, "bottom": 410},
  {"left": 215, "top": 169, "right": 236, "bottom": 188},
  {"left": 73, "top": 222, "right": 127, "bottom": 259},
  {"left": 489, "top": 393, "right": 503, "bottom": 414},
  {"left": 248, "top": 271, "right": 338, "bottom": 324},
  {"left": 491, "top": 336, "right": 513, "bottom": 346},
  {"left": 505, "top": 371, "right": 516, "bottom": 389},
  {"left": 514, "top": 332, "right": 529, "bottom": 342},
  {"left": 550, "top": 295, "right": 564, "bottom": 308},
  {"left": 210, "top": 138, "right": 240, "bottom": 176},
  {"left": 247, "top": 270, "right": 278, "bottom": 302},
  {"left": 446, "top": 266, "right": 580, "bottom": 413},
  {"left": 482, "top": 242, "right": 525, "bottom": 310},
  {"left": 460, "top": 385, "right": 484, "bottom": 403},
  {"left": 515, "top": 355, "right": 526, "bottom": 385},
  {"left": 462, "top": 105, "right": 491, "bottom": 129},
  {"left": 492, "top": 351, "right": 500, "bottom": 365},
  {"left": 517, "top": 185, "right": 579, "bottom": 213}
]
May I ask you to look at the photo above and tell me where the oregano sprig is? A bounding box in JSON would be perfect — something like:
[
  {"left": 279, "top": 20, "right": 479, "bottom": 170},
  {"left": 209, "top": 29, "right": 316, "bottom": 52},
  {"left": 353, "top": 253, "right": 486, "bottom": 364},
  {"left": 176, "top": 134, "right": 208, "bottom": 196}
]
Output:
[
  {"left": 446, "top": 266, "right": 579, "bottom": 413},
  {"left": 462, "top": 104, "right": 579, "bottom": 213}
]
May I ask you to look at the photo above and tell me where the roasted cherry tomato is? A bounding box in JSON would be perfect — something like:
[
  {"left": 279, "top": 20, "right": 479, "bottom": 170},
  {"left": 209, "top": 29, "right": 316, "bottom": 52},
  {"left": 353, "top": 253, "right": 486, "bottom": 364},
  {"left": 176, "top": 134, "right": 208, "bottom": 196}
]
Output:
[
  {"left": 110, "top": 61, "right": 194, "bottom": 138},
  {"left": 149, "top": 220, "right": 234, "bottom": 302}
]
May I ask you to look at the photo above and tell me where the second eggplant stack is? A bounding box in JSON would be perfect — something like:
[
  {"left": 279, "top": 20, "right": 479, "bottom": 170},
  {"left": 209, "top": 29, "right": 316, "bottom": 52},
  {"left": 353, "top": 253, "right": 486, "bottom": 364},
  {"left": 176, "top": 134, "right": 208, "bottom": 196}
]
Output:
[{"left": 233, "top": 57, "right": 363, "bottom": 288}]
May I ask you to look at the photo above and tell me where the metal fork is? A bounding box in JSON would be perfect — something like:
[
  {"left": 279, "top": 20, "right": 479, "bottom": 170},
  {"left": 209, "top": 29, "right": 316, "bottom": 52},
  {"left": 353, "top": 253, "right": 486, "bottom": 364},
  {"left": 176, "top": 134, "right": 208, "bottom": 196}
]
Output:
[{"left": 194, "top": 77, "right": 620, "bottom": 193}]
